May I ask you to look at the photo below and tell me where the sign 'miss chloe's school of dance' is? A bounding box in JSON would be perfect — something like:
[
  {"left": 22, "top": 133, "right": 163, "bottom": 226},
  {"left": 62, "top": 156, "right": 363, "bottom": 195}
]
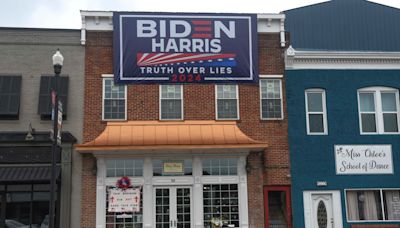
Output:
[{"left": 113, "top": 12, "right": 258, "bottom": 84}]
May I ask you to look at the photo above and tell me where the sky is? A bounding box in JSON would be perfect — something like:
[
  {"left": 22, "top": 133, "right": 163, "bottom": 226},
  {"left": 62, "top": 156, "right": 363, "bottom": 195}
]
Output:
[{"left": 1, "top": 0, "right": 400, "bottom": 29}]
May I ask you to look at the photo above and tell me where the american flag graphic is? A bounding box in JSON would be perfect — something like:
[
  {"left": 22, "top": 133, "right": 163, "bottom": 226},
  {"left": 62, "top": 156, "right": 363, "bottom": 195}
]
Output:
[{"left": 137, "top": 53, "right": 237, "bottom": 67}]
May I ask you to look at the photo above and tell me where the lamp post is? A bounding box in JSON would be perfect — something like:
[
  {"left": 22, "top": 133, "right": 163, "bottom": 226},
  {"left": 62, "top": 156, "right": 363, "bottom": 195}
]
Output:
[{"left": 49, "top": 49, "right": 63, "bottom": 228}]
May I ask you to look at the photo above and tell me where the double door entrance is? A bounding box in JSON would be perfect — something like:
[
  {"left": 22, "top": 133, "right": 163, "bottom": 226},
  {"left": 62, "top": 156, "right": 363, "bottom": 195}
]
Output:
[{"left": 154, "top": 186, "right": 192, "bottom": 228}]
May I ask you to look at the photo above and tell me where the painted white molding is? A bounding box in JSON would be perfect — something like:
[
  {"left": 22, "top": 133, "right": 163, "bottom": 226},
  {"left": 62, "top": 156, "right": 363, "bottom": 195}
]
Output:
[
  {"left": 285, "top": 46, "right": 400, "bottom": 69},
  {"left": 80, "top": 11, "right": 285, "bottom": 45},
  {"left": 96, "top": 158, "right": 106, "bottom": 228}
]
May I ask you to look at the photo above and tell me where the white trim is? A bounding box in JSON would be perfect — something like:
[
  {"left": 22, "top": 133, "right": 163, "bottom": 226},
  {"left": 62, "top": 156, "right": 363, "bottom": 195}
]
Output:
[
  {"left": 159, "top": 84, "right": 184, "bottom": 120},
  {"left": 215, "top": 85, "right": 240, "bottom": 120},
  {"left": 344, "top": 188, "right": 400, "bottom": 222},
  {"left": 285, "top": 46, "right": 400, "bottom": 70},
  {"left": 357, "top": 87, "right": 400, "bottom": 135},
  {"left": 303, "top": 190, "right": 343, "bottom": 228},
  {"left": 305, "top": 89, "right": 328, "bottom": 135},
  {"left": 259, "top": 79, "right": 284, "bottom": 120},
  {"left": 259, "top": 74, "right": 283, "bottom": 78},
  {"left": 95, "top": 154, "right": 248, "bottom": 228},
  {"left": 102, "top": 77, "right": 127, "bottom": 121}
]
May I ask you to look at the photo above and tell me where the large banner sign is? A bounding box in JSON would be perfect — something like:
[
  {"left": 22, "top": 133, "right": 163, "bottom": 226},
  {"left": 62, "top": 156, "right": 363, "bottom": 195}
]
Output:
[{"left": 113, "top": 12, "right": 258, "bottom": 83}]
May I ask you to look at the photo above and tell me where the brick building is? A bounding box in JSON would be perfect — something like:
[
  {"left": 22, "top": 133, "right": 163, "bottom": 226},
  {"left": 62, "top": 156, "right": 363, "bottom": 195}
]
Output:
[{"left": 77, "top": 11, "right": 290, "bottom": 228}]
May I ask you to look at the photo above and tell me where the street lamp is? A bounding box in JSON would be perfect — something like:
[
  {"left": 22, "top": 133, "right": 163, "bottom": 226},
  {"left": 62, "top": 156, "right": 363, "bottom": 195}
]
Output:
[{"left": 49, "top": 49, "right": 63, "bottom": 228}]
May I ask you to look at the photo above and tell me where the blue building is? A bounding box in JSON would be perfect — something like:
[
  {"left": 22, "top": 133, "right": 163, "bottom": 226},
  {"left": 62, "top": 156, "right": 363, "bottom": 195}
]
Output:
[{"left": 284, "top": 1, "right": 400, "bottom": 228}]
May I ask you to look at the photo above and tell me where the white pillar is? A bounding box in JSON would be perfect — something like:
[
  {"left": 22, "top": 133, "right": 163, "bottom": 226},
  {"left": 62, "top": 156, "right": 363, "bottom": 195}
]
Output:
[
  {"left": 238, "top": 156, "right": 249, "bottom": 228},
  {"left": 193, "top": 156, "right": 203, "bottom": 228},
  {"left": 143, "top": 157, "right": 153, "bottom": 228},
  {"left": 96, "top": 158, "right": 106, "bottom": 228}
]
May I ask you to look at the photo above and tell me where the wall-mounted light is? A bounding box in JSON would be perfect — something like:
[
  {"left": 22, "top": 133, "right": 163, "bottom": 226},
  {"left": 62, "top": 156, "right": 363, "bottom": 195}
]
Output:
[
  {"left": 316, "top": 181, "right": 328, "bottom": 187},
  {"left": 25, "top": 123, "right": 35, "bottom": 141}
]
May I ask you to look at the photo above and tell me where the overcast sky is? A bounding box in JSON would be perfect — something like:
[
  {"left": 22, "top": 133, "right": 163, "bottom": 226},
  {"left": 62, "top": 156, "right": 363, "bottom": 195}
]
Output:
[{"left": 1, "top": 0, "right": 399, "bottom": 29}]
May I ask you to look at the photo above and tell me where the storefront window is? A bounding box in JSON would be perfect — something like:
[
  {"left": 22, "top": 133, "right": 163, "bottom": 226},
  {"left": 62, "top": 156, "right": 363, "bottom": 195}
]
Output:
[
  {"left": 202, "top": 158, "right": 237, "bottom": 175},
  {"left": 106, "top": 159, "right": 143, "bottom": 177},
  {"left": 2, "top": 184, "right": 51, "bottom": 227},
  {"left": 153, "top": 159, "right": 192, "bottom": 176},
  {"left": 106, "top": 187, "right": 143, "bottom": 228},
  {"left": 346, "top": 189, "right": 400, "bottom": 221},
  {"left": 203, "top": 184, "right": 239, "bottom": 228}
]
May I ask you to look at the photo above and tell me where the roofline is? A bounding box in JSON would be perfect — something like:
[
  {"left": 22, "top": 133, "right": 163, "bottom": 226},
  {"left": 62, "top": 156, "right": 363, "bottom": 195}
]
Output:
[{"left": 0, "top": 27, "right": 80, "bottom": 32}]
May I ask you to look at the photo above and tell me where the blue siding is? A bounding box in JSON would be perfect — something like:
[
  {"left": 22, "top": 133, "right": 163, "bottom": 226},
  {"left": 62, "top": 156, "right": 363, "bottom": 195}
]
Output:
[
  {"left": 286, "top": 70, "right": 400, "bottom": 227},
  {"left": 284, "top": 0, "right": 400, "bottom": 51}
]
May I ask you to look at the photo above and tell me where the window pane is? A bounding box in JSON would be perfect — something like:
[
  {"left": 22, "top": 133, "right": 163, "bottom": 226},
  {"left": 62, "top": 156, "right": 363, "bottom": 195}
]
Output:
[
  {"left": 309, "top": 114, "right": 324, "bottom": 133},
  {"left": 383, "top": 113, "right": 398, "bottom": 132},
  {"left": 161, "top": 100, "right": 182, "bottom": 119},
  {"left": 384, "top": 190, "right": 400, "bottom": 220},
  {"left": 361, "top": 113, "right": 376, "bottom": 132},
  {"left": 217, "top": 100, "right": 237, "bottom": 119},
  {"left": 359, "top": 93, "right": 375, "bottom": 112},
  {"left": 262, "top": 99, "right": 282, "bottom": 119},
  {"left": 203, "top": 184, "right": 239, "bottom": 228},
  {"left": 217, "top": 85, "right": 236, "bottom": 99},
  {"left": 161, "top": 85, "right": 181, "bottom": 99},
  {"left": 346, "top": 190, "right": 383, "bottom": 221},
  {"left": 381, "top": 93, "right": 397, "bottom": 112},
  {"left": 307, "top": 92, "right": 323, "bottom": 112}
]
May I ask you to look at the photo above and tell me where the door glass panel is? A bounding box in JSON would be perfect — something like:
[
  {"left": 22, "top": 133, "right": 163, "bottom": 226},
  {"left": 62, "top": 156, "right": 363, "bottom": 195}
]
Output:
[
  {"left": 156, "top": 188, "right": 170, "bottom": 228},
  {"left": 268, "top": 191, "right": 288, "bottom": 228},
  {"left": 177, "top": 188, "right": 190, "bottom": 228},
  {"left": 317, "top": 200, "right": 327, "bottom": 228}
]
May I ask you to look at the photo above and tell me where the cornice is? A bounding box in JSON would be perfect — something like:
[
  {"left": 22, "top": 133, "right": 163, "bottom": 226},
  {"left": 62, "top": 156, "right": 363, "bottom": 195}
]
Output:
[{"left": 285, "top": 46, "right": 400, "bottom": 70}]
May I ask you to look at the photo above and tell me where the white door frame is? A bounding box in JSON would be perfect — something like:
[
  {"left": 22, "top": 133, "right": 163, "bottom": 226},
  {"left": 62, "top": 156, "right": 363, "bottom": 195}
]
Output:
[
  {"left": 303, "top": 190, "right": 343, "bottom": 228},
  {"left": 153, "top": 185, "right": 193, "bottom": 228}
]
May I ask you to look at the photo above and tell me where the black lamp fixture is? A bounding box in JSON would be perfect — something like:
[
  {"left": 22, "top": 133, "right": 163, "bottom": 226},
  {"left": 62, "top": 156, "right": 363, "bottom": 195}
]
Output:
[{"left": 48, "top": 49, "right": 64, "bottom": 228}]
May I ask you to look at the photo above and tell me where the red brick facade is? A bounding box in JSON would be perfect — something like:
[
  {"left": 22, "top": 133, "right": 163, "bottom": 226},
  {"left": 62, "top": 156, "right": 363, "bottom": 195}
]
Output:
[{"left": 81, "top": 31, "right": 290, "bottom": 228}]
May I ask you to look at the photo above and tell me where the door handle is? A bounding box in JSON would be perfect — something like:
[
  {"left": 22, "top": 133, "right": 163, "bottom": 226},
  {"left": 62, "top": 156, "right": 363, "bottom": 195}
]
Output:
[
  {"left": 170, "top": 220, "right": 173, "bottom": 227},
  {"left": 174, "top": 220, "right": 177, "bottom": 226}
]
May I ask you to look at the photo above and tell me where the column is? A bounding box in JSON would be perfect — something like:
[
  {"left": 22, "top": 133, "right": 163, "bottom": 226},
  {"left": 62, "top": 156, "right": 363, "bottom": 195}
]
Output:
[
  {"left": 96, "top": 158, "right": 106, "bottom": 228},
  {"left": 143, "top": 157, "right": 153, "bottom": 228},
  {"left": 193, "top": 156, "right": 203, "bottom": 228}
]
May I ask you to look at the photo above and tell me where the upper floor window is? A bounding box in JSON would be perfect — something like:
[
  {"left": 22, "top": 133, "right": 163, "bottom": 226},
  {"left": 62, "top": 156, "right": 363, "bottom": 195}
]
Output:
[
  {"left": 38, "top": 75, "right": 68, "bottom": 120},
  {"left": 358, "top": 87, "right": 400, "bottom": 134},
  {"left": 260, "top": 79, "right": 283, "bottom": 119},
  {"left": 0, "top": 75, "right": 21, "bottom": 120},
  {"left": 305, "top": 89, "right": 327, "bottom": 135},
  {"left": 216, "top": 85, "right": 239, "bottom": 120},
  {"left": 159, "top": 85, "right": 183, "bottom": 120},
  {"left": 102, "top": 77, "right": 126, "bottom": 120}
]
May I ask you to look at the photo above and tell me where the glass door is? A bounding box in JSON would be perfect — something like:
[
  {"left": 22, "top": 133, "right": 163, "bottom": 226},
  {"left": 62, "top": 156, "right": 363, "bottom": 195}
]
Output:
[{"left": 155, "top": 187, "right": 192, "bottom": 228}]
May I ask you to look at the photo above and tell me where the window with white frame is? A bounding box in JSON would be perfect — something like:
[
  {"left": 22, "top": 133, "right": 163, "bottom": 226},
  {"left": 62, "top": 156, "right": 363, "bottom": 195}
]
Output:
[
  {"left": 160, "top": 85, "right": 183, "bottom": 120},
  {"left": 305, "top": 89, "right": 327, "bottom": 134},
  {"left": 358, "top": 87, "right": 400, "bottom": 134},
  {"left": 103, "top": 77, "right": 126, "bottom": 120},
  {"left": 203, "top": 184, "right": 239, "bottom": 228},
  {"left": 346, "top": 189, "right": 400, "bottom": 221},
  {"left": 202, "top": 158, "right": 238, "bottom": 175},
  {"left": 216, "top": 85, "right": 239, "bottom": 120},
  {"left": 105, "top": 159, "right": 143, "bottom": 177},
  {"left": 260, "top": 79, "right": 283, "bottom": 119}
]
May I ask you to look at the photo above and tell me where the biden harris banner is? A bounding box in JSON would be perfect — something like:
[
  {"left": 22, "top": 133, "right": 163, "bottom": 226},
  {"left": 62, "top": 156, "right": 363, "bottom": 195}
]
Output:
[{"left": 113, "top": 12, "right": 258, "bottom": 84}]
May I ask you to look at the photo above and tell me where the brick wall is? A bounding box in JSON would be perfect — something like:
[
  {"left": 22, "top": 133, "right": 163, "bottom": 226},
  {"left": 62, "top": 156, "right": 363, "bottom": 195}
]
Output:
[{"left": 81, "top": 31, "right": 290, "bottom": 228}]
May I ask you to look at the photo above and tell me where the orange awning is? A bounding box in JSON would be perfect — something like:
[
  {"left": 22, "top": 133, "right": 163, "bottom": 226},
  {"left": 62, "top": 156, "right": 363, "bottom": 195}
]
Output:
[{"left": 76, "top": 121, "right": 268, "bottom": 152}]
